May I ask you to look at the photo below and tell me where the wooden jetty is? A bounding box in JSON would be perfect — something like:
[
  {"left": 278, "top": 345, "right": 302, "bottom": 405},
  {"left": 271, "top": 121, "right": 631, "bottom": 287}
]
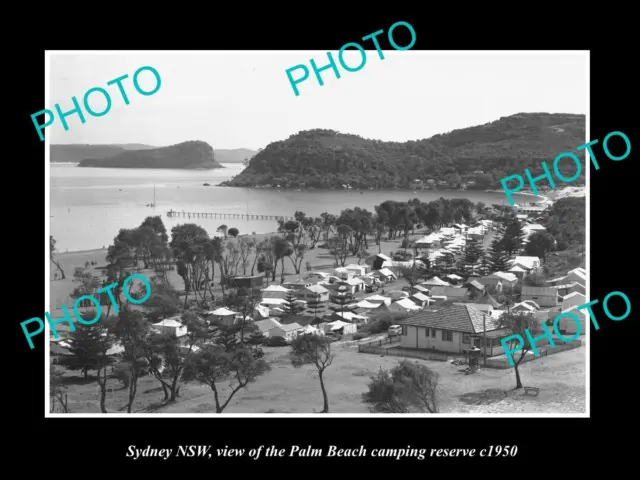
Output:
[{"left": 166, "top": 210, "right": 295, "bottom": 222}]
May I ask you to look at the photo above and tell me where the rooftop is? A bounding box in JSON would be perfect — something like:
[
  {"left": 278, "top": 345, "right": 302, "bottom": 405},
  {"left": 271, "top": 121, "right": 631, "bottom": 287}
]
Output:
[{"left": 400, "top": 305, "right": 500, "bottom": 334}]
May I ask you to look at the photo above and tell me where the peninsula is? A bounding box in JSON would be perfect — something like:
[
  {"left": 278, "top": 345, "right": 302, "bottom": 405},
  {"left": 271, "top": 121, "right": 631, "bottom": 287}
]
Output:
[
  {"left": 222, "top": 113, "right": 585, "bottom": 190},
  {"left": 76, "top": 141, "right": 223, "bottom": 169}
]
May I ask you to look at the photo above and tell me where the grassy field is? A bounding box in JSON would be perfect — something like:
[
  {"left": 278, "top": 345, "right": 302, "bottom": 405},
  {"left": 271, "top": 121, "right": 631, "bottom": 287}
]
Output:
[{"left": 54, "top": 340, "right": 585, "bottom": 414}]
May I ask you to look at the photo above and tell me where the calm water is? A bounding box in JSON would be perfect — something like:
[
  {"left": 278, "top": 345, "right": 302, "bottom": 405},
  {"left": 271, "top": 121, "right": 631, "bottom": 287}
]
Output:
[{"left": 50, "top": 164, "right": 537, "bottom": 252}]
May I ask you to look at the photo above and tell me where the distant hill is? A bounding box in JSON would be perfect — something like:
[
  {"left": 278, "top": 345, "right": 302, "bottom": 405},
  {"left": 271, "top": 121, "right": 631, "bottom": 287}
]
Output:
[
  {"left": 213, "top": 148, "right": 258, "bottom": 164},
  {"left": 51, "top": 144, "right": 256, "bottom": 164},
  {"left": 223, "top": 113, "right": 586, "bottom": 190},
  {"left": 51, "top": 145, "right": 127, "bottom": 163},
  {"left": 77, "top": 141, "right": 223, "bottom": 169}
]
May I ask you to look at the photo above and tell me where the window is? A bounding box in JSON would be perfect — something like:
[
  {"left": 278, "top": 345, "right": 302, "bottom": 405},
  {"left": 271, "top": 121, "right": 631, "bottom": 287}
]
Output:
[
  {"left": 462, "top": 333, "right": 470, "bottom": 344},
  {"left": 443, "top": 331, "right": 453, "bottom": 342},
  {"left": 532, "top": 296, "right": 539, "bottom": 300},
  {"left": 402, "top": 326, "right": 407, "bottom": 336},
  {"left": 431, "top": 329, "right": 436, "bottom": 338},
  {"left": 425, "top": 328, "right": 430, "bottom": 337}
]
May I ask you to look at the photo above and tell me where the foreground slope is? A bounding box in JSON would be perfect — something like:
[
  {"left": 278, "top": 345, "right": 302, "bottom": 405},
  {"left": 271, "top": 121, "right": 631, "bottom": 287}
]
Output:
[{"left": 224, "top": 113, "right": 585, "bottom": 189}]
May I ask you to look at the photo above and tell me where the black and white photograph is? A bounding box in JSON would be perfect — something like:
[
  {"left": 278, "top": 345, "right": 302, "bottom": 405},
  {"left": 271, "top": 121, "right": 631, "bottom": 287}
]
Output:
[{"left": 46, "top": 51, "right": 588, "bottom": 416}]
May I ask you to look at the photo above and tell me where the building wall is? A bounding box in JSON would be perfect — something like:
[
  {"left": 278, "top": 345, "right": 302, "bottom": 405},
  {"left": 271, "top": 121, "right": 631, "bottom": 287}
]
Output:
[
  {"left": 400, "top": 326, "right": 507, "bottom": 356},
  {"left": 271, "top": 327, "right": 300, "bottom": 340},
  {"left": 521, "top": 294, "right": 558, "bottom": 308}
]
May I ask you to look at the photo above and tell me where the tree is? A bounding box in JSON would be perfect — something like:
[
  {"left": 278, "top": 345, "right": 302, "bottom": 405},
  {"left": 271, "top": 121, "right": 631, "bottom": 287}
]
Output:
[
  {"left": 65, "top": 322, "right": 115, "bottom": 413},
  {"left": 290, "top": 334, "right": 334, "bottom": 413},
  {"left": 143, "top": 312, "right": 208, "bottom": 402},
  {"left": 400, "top": 263, "right": 425, "bottom": 287},
  {"left": 362, "top": 360, "right": 439, "bottom": 413},
  {"left": 183, "top": 344, "right": 270, "bottom": 413},
  {"left": 329, "top": 284, "right": 356, "bottom": 316},
  {"left": 281, "top": 290, "right": 304, "bottom": 316},
  {"left": 230, "top": 287, "right": 262, "bottom": 342},
  {"left": 501, "top": 216, "right": 526, "bottom": 255},
  {"left": 66, "top": 325, "right": 108, "bottom": 379},
  {"left": 228, "top": 227, "right": 240, "bottom": 238},
  {"left": 498, "top": 312, "right": 541, "bottom": 389},
  {"left": 524, "top": 232, "right": 556, "bottom": 262},
  {"left": 50, "top": 235, "right": 66, "bottom": 279},
  {"left": 488, "top": 237, "right": 510, "bottom": 273},
  {"left": 274, "top": 237, "right": 294, "bottom": 284},
  {"left": 50, "top": 362, "right": 70, "bottom": 413},
  {"left": 217, "top": 224, "right": 228, "bottom": 239},
  {"left": 306, "top": 297, "right": 326, "bottom": 317},
  {"left": 113, "top": 310, "right": 150, "bottom": 413},
  {"left": 462, "top": 238, "right": 485, "bottom": 273}
]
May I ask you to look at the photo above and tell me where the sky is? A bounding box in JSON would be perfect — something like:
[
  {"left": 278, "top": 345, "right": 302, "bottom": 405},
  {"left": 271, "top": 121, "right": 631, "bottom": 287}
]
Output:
[{"left": 48, "top": 52, "right": 587, "bottom": 150}]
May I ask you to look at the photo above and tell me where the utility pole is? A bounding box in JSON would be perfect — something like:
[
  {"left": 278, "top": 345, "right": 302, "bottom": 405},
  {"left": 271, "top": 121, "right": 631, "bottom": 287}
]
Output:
[{"left": 482, "top": 314, "right": 487, "bottom": 367}]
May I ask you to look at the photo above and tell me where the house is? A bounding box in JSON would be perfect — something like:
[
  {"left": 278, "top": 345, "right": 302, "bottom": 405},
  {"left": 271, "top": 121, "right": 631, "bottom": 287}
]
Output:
[
  {"left": 271, "top": 322, "right": 304, "bottom": 341},
  {"left": 372, "top": 268, "right": 397, "bottom": 283},
  {"left": 411, "top": 284, "right": 430, "bottom": 294},
  {"left": 329, "top": 311, "right": 368, "bottom": 324},
  {"left": 547, "top": 267, "right": 587, "bottom": 287},
  {"left": 429, "top": 286, "right": 469, "bottom": 300},
  {"left": 555, "top": 282, "right": 585, "bottom": 296},
  {"left": 388, "top": 290, "right": 410, "bottom": 300},
  {"left": 279, "top": 315, "right": 323, "bottom": 327},
  {"left": 344, "top": 264, "right": 368, "bottom": 276},
  {"left": 261, "top": 284, "right": 291, "bottom": 299},
  {"left": 511, "top": 256, "right": 541, "bottom": 271},
  {"left": 561, "top": 291, "right": 587, "bottom": 311},
  {"left": 297, "top": 284, "right": 330, "bottom": 302},
  {"left": 444, "top": 274, "right": 463, "bottom": 284},
  {"left": 282, "top": 280, "right": 313, "bottom": 291},
  {"left": 323, "top": 320, "right": 358, "bottom": 335},
  {"left": 344, "top": 277, "right": 366, "bottom": 293},
  {"left": 253, "top": 318, "right": 282, "bottom": 337},
  {"left": 152, "top": 318, "right": 188, "bottom": 337},
  {"left": 365, "top": 294, "right": 392, "bottom": 306},
  {"left": 521, "top": 286, "right": 560, "bottom": 308},
  {"left": 333, "top": 267, "right": 355, "bottom": 280},
  {"left": 389, "top": 298, "right": 422, "bottom": 312},
  {"left": 307, "top": 271, "right": 330, "bottom": 280},
  {"left": 398, "top": 304, "right": 507, "bottom": 356},
  {"left": 365, "top": 253, "right": 392, "bottom": 270},
  {"left": 226, "top": 275, "right": 264, "bottom": 289},
  {"left": 464, "top": 279, "right": 486, "bottom": 294},
  {"left": 511, "top": 302, "right": 538, "bottom": 315},
  {"left": 476, "top": 272, "right": 518, "bottom": 292},
  {"left": 355, "top": 299, "right": 383, "bottom": 310},
  {"left": 555, "top": 307, "right": 586, "bottom": 335},
  {"left": 507, "top": 265, "right": 527, "bottom": 280},
  {"left": 409, "top": 292, "right": 432, "bottom": 308},
  {"left": 206, "top": 307, "right": 237, "bottom": 326}
]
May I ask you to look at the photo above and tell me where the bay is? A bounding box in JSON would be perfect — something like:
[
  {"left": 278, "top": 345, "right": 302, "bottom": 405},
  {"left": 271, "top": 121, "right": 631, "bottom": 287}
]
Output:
[{"left": 50, "top": 163, "right": 539, "bottom": 252}]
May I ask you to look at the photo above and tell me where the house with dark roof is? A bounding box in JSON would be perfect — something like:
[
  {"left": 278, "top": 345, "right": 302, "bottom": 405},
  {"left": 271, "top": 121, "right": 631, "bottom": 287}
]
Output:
[
  {"left": 521, "top": 286, "right": 560, "bottom": 308},
  {"left": 397, "top": 304, "right": 507, "bottom": 356}
]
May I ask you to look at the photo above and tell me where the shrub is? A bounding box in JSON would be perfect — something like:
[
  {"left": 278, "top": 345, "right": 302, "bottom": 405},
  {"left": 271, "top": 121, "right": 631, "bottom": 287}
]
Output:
[{"left": 353, "top": 332, "right": 370, "bottom": 340}]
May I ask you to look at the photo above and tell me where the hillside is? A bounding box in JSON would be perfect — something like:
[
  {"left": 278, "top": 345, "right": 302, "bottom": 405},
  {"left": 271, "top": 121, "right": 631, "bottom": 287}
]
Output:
[
  {"left": 52, "top": 144, "right": 255, "bottom": 165},
  {"left": 214, "top": 148, "right": 257, "bottom": 164},
  {"left": 51, "top": 145, "right": 127, "bottom": 163},
  {"left": 77, "top": 141, "right": 223, "bottom": 169},
  {"left": 223, "top": 113, "right": 585, "bottom": 190}
]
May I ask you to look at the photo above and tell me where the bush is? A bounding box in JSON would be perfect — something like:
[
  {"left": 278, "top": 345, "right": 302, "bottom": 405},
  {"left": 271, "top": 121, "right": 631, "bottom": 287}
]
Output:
[
  {"left": 353, "top": 332, "right": 370, "bottom": 340},
  {"left": 360, "top": 312, "right": 410, "bottom": 334}
]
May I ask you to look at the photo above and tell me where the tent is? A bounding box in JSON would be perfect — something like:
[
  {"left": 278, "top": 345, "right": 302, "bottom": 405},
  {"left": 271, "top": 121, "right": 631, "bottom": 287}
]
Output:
[{"left": 422, "top": 276, "right": 450, "bottom": 287}]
